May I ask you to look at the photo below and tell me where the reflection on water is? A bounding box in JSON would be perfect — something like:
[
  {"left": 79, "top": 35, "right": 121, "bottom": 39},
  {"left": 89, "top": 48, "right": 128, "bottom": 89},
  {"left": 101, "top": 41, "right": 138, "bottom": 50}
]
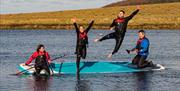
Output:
[
  {"left": 75, "top": 79, "right": 92, "bottom": 91},
  {"left": 26, "top": 76, "right": 50, "bottom": 91},
  {"left": 133, "top": 72, "right": 152, "bottom": 91}
]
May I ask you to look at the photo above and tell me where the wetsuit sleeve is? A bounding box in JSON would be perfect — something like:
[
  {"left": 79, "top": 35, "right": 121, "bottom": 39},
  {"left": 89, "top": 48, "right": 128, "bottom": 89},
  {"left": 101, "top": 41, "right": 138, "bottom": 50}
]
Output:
[
  {"left": 74, "top": 22, "right": 79, "bottom": 54},
  {"left": 86, "top": 20, "right": 94, "bottom": 33},
  {"left": 46, "top": 52, "right": 51, "bottom": 63},
  {"left": 110, "top": 19, "right": 115, "bottom": 28},
  {"left": 73, "top": 23, "right": 79, "bottom": 33},
  {"left": 25, "top": 52, "right": 38, "bottom": 65},
  {"left": 127, "top": 9, "right": 139, "bottom": 20},
  {"left": 139, "top": 39, "right": 149, "bottom": 53}
]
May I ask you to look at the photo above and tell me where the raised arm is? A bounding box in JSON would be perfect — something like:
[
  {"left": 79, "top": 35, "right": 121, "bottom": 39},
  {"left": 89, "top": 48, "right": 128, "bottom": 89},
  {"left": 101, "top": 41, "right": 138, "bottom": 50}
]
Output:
[
  {"left": 74, "top": 23, "right": 79, "bottom": 33},
  {"left": 71, "top": 18, "right": 79, "bottom": 33},
  {"left": 127, "top": 6, "right": 140, "bottom": 20},
  {"left": 86, "top": 20, "right": 94, "bottom": 33}
]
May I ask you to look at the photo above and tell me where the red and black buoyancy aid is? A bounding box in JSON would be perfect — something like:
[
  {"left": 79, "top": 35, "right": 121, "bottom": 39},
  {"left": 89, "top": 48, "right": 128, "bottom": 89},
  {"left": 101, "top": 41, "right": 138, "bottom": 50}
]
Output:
[
  {"left": 114, "top": 18, "right": 125, "bottom": 33},
  {"left": 79, "top": 31, "right": 88, "bottom": 45},
  {"left": 136, "top": 37, "right": 144, "bottom": 50},
  {"left": 115, "top": 18, "right": 125, "bottom": 23},
  {"left": 79, "top": 32, "right": 87, "bottom": 40},
  {"left": 35, "top": 52, "right": 47, "bottom": 66}
]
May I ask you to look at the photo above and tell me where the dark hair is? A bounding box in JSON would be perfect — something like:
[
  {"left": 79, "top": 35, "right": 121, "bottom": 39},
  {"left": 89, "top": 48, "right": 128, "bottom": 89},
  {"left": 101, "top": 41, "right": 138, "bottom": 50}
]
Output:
[
  {"left": 138, "top": 30, "right": 146, "bottom": 34},
  {"left": 120, "top": 10, "right": 125, "bottom": 14},
  {"left": 36, "top": 44, "right": 45, "bottom": 52}
]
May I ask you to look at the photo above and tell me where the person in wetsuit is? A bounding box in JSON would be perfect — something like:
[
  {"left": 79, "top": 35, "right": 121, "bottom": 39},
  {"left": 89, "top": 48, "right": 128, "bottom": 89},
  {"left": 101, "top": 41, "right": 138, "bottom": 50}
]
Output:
[
  {"left": 25, "top": 44, "right": 51, "bottom": 76},
  {"left": 71, "top": 18, "right": 94, "bottom": 79},
  {"left": 126, "top": 30, "right": 153, "bottom": 68},
  {"left": 94, "top": 6, "right": 140, "bottom": 58}
]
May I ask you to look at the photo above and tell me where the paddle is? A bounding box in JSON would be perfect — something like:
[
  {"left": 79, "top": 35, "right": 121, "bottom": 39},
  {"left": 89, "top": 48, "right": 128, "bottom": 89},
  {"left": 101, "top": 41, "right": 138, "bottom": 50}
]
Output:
[
  {"left": 16, "top": 54, "right": 67, "bottom": 75},
  {"left": 58, "top": 61, "right": 64, "bottom": 75}
]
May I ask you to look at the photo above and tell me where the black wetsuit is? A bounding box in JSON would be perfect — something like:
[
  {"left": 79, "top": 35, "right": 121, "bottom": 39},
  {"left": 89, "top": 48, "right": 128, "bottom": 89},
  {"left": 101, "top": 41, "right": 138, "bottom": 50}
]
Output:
[
  {"left": 73, "top": 21, "right": 94, "bottom": 79},
  {"left": 34, "top": 55, "right": 50, "bottom": 75},
  {"left": 99, "top": 9, "right": 139, "bottom": 55},
  {"left": 74, "top": 21, "right": 94, "bottom": 59}
]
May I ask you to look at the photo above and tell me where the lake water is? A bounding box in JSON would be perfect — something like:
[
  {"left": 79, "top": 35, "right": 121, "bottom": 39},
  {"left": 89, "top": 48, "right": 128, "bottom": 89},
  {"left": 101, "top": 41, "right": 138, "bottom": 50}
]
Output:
[{"left": 0, "top": 29, "right": 180, "bottom": 91}]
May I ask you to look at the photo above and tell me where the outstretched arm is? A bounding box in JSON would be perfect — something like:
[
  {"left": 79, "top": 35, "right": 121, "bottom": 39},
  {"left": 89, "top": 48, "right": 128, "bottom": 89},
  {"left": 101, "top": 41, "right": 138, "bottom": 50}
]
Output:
[
  {"left": 71, "top": 18, "right": 79, "bottom": 33},
  {"left": 86, "top": 20, "right": 94, "bottom": 33},
  {"left": 127, "top": 5, "right": 140, "bottom": 20}
]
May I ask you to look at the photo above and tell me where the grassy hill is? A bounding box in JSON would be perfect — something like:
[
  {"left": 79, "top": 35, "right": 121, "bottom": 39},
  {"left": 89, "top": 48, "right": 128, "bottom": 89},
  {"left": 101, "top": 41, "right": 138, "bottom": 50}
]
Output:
[
  {"left": 0, "top": 2, "right": 180, "bottom": 30},
  {"left": 104, "top": 0, "right": 180, "bottom": 7}
]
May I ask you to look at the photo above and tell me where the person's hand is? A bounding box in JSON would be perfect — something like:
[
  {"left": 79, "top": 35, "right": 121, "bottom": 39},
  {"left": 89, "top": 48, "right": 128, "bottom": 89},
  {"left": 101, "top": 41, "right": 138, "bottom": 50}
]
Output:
[
  {"left": 137, "top": 5, "right": 140, "bottom": 10},
  {"left": 126, "top": 49, "right": 130, "bottom": 54},
  {"left": 110, "top": 27, "right": 114, "bottom": 30},
  {"left": 135, "top": 49, "right": 139, "bottom": 53},
  {"left": 71, "top": 18, "right": 77, "bottom": 23},
  {"left": 107, "top": 53, "right": 112, "bottom": 59},
  {"left": 24, "top": 63, "right": 28, "bottom": 66},
  {"left": 48, "top": 61, "right": 51, "bottom": 64},
  {"left": 91, "top": 19, "right": 94, "bottom": 22}
]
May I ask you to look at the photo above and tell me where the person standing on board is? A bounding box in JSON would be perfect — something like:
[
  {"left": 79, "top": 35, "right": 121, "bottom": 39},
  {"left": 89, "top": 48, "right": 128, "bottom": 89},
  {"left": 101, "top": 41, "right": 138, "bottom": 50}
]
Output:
[
  {"left": 25, "top": 44, "right": 51, "bottom": 76},
  {"left": 126, "top": 30, "right": 153, "bottom": 68},
  {"left": 71, "top": 18, "right": 94, "bottom": 79},
  {"left": 94, "top": 5, "right": 140, "bottom": 58}
]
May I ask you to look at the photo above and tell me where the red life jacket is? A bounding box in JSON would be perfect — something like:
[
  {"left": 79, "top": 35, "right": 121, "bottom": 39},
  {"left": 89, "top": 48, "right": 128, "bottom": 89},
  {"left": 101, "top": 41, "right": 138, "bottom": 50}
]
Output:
[
  {"left": 136, "top": 37, "right": 145, "bottom": 49},
  {"left": 79, "top": 32, "right": 87, "bottom": 40},
  {"left": 115, "top": 18, "right": 125, "bottom": 23}
]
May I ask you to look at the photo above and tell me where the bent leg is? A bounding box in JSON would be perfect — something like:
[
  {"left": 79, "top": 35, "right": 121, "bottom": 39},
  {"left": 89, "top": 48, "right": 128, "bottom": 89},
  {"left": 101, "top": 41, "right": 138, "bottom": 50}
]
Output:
[
  {"left": 99, "top": 32, "right": 116, "bottom": 42},
  {"left": 112, "top": 33, "right": 125, "bottom": 55},
  {"left": 35, "top": 65, "right": 41, "bottom": 75},
  {"left": 138, "top": 56, "right": 149, "bottom": 68},
  {"left": 43, "top": 65, "right": 50, "bottom": 75},
  {"left": 132, "top": 55, "right": 140, "bottom": 65}
]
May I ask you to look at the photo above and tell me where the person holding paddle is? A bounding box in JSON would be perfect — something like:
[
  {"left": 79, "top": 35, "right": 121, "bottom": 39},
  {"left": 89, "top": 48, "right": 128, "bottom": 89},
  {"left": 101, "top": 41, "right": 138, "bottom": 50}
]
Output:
[
  {"left": 126, "top": 30, "right": 153, "bottom": 68},
  {"left": 71, "top": 18, "right": 94, "bottom": 79},
  {"left": 24, "top": 44, "right": 51, "bottom": 76},
  {"left": 94, "top": 5, "right": 140, "bottom": 58}
]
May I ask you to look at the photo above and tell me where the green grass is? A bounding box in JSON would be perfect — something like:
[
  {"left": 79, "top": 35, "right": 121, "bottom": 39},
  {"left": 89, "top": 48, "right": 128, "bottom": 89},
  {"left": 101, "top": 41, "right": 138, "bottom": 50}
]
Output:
[{"left": 0, "top": 2, "right": 180, "bottom": 30}]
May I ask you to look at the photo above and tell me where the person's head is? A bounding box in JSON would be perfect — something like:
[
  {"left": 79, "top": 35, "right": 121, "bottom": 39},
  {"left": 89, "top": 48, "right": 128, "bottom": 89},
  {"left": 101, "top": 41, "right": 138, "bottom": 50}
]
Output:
[
  {"left": 118, "top": 10, "right": 125, "bottom": 18},
  {"left": 79, "top": 25, "right": 85, "bottom": 33},
  {"left": 138, "top": 30, "right": 146, "bottom": 39},
  {"left": 36, "top": 44, "right": 45, "bottom": 52}
]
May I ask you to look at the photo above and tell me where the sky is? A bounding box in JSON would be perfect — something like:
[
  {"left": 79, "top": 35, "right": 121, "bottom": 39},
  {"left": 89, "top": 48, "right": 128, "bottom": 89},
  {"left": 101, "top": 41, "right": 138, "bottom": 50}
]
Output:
[{"left": 0, "top": 0, "right": 120, "bottom": 14}]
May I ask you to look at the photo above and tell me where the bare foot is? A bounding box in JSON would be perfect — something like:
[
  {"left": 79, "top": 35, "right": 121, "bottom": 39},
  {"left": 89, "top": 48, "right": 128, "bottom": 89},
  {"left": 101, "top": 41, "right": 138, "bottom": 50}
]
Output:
[
  {"left": 107, "top": 53, "right": 112, "bottom": 59},
  {"left": 94, "top": 39, "right": 99, "bottom": 42}
]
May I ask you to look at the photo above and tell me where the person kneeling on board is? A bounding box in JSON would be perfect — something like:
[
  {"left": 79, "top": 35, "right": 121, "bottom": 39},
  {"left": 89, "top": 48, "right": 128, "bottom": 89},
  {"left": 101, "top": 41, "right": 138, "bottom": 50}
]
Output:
[
  {"left": 24, "top": 44, "right": 51, "bottom": 76},
  {"left": 126, "top": 30, "right": 154, "bottom": 68}
]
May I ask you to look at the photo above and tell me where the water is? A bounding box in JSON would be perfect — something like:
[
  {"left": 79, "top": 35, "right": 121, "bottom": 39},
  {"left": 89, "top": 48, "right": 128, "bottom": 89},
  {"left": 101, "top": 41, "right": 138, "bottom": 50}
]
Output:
[{"left": 0, "top": 29, "right": 180, "bottom": 91}]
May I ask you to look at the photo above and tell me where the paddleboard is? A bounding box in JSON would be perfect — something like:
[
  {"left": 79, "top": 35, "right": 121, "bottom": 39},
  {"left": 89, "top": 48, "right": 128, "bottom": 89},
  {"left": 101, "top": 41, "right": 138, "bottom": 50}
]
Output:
[{"left": 17, "top": 61, "right": 165, "bottom": 75}]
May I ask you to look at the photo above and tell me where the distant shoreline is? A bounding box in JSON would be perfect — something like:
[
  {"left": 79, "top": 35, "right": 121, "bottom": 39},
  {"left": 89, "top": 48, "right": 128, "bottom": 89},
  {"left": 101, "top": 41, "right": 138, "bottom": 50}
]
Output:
[
  {"left": 0, "top": 23, "right": 179, "bottom": 30},
  {"left": 1, "top": 3, "right": 180, "bottom": 30}
]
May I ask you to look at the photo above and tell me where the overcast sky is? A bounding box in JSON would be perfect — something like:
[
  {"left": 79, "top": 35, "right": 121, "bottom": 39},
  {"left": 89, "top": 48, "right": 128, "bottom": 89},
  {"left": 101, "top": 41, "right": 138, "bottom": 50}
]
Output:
[{"left": 0, "top": 0, "right": 120, "bottom": 14}]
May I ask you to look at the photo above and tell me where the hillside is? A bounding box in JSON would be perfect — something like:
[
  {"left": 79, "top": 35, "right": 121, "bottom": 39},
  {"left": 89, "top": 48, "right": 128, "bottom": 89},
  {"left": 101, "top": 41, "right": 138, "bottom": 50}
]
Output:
[
  {"left": 104, "top": 0, "right": 180, "bottom": 7},
  {"left": 0, "top": 2, "right": 180, "bottom": 30}
]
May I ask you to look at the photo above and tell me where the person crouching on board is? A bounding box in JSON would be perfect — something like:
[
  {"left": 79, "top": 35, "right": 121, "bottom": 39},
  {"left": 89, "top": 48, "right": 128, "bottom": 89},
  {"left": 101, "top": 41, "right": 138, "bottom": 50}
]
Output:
[
  {"left": 24, "top": 44, "right": 51, "bottom": 76},
  {"left": 71, "top": 18, "right": 94, "bottom": 79},
  {"left": 126, "top": 30, "right": 153, "bottom": 68}
]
